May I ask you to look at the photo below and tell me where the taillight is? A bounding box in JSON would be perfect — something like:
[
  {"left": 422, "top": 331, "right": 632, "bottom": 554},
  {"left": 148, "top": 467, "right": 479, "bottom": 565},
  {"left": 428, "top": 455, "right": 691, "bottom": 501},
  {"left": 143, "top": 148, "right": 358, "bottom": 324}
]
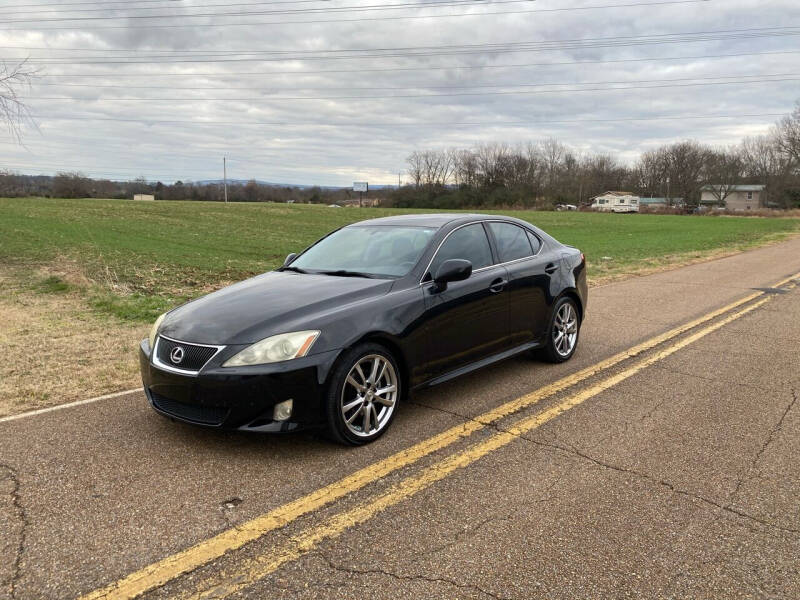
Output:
[{"left": 580, "top": 252, "right": 585, "bottom": 263}]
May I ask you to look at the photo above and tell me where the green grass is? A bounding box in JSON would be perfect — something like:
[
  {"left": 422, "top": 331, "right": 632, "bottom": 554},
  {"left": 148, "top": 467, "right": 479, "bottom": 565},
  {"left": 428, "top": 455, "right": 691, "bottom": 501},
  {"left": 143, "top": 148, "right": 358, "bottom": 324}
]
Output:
[
  {"left": 2, "top": 197, "right": 798, "bottom": 322},
  {"left": 32, "top": 275, "right": 72, "bottom": 294}
]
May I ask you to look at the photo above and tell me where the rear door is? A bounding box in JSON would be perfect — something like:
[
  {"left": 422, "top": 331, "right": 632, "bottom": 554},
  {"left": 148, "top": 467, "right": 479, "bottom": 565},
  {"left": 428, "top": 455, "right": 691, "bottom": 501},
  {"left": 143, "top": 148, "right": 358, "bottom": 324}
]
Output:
[
  {"left": 486, "top": 221, "right": 555, "bottom": 347},
  {"left": 418, "top": 223, "right": 510, "bottom": 381}
]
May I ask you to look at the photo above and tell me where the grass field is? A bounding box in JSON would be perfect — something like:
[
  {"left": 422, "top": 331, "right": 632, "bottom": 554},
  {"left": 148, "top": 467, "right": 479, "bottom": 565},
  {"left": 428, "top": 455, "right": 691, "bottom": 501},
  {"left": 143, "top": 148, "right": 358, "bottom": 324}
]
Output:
[
  {"left": 1, "top": 196, "right": 798, "bottom": 417},
  {"left": 2, "top": 197, "right": 799, "bottom": 323}
]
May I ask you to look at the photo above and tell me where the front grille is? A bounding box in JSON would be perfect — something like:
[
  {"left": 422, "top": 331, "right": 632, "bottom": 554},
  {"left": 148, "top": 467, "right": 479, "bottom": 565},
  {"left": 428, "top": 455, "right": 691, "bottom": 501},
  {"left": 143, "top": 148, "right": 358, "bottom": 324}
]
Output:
[
  {"left": 150, "top": 392, "right": 229, "bottom": 426},
  {"left": 155, "top": 337, "right": 219, "bottom": 372}
]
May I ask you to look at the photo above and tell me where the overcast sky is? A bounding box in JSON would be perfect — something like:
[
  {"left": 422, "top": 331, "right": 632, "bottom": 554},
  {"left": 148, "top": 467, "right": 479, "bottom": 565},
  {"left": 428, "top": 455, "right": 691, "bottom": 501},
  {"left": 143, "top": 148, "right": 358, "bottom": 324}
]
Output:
[{"left": 0, "top": 0, "right": 798, "bottom": 186}]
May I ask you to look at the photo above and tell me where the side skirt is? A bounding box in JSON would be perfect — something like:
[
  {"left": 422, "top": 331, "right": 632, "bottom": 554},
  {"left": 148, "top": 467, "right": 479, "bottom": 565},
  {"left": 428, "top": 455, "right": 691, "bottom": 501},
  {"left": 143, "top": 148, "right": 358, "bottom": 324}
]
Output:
[{"left": 416, "top": 341, "right": 541, "bottom": 389}]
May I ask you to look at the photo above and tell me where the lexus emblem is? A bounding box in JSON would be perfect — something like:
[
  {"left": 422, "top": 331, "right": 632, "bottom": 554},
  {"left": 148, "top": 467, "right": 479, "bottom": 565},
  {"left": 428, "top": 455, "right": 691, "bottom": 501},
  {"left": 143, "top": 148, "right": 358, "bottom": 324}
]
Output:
[{"left": 169, "top": 346, "right": 185, "bottom": 365}]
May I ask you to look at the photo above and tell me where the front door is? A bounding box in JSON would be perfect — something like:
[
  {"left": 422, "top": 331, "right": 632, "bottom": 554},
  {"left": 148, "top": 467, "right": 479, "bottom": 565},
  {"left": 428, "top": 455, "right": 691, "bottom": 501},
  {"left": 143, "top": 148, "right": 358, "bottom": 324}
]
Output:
[{"left": 418, "top": 223, "right": 510, "bottom": 381}]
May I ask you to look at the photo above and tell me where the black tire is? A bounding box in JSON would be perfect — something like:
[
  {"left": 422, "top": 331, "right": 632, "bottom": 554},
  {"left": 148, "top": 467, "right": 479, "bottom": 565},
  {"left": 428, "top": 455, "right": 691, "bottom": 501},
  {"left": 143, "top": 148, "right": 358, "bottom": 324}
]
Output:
[
  {"left": 537, "top": 296, "right": 581, "bottom": 363},
  {"left": 324, "top": 342, "right": 401, "bottom": 445}
]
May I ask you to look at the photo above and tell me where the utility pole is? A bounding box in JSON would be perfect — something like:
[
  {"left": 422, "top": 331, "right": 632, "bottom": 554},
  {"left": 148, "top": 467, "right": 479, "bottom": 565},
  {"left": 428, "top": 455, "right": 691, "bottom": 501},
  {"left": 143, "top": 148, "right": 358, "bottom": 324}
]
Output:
[
  {"left": 398, "top": 171, "right": 401, "bottom": 188},
  {"left": 223, "top": 156, "right": 228, "bottom": 204}
]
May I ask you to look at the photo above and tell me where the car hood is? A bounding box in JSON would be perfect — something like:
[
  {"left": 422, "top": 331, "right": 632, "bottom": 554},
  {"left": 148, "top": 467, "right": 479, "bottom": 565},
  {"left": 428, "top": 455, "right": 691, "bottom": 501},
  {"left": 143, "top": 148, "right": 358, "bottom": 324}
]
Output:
[{"left": 159, "top": 271, "right": 393, "bottom": 345}]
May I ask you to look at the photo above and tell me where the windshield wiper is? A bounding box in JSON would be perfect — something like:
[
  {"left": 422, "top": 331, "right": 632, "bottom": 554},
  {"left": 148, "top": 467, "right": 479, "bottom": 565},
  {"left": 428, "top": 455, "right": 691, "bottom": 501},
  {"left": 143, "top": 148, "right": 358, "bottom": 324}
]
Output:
[
  {"left": 318, "top": 269, "right": 376, "bottom": 279},
  {"left": 278, "top": 266, "right": 309, "bottom": 274}
]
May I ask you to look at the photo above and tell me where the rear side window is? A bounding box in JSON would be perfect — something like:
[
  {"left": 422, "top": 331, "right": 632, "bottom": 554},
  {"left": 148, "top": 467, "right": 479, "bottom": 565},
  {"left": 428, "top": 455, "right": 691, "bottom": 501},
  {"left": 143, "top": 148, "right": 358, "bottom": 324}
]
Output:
[
  {"left": 429, "top": 224, "right": 493, "bottom": 277},
  {"left": 527, "top": 230, "right": 542, "bottom": 254},
  {"left": 488, "top": 222, "right": 533, "bottom": 263}
]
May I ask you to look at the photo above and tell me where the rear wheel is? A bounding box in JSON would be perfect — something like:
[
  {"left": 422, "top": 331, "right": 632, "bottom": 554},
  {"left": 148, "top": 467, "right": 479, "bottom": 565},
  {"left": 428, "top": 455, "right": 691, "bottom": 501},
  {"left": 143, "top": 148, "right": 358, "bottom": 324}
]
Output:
[
  {"left": 538, "top": 296, "right": 580, "bottom": 363},
  {"left": 324, "top": 343, "right": 400, "bottom": 445}
]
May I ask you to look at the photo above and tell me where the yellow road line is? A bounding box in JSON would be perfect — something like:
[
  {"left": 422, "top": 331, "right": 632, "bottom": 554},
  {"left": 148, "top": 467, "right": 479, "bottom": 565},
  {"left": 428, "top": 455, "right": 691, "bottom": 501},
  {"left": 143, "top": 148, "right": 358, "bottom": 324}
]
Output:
[
  {"left": 79, "top": 274, "right": 798, "bottom": 600},
  {"left": 187, "top": 294, "right": 776, "bottom": 600}
]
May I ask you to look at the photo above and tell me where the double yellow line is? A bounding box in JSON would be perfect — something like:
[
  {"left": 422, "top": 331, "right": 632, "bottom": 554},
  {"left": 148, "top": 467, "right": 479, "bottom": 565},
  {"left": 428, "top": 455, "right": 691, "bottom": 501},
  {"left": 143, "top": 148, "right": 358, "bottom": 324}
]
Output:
[{"left": 81, "top": 273, "right": 798, "bottom": 600}]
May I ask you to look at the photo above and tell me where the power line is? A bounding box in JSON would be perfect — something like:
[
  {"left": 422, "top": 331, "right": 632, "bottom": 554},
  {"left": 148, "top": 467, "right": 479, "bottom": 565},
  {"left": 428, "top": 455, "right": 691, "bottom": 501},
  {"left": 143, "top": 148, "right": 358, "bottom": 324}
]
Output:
[
  {"left": 0, "top": 0, "right": 716, "bottom": 30},
  {"left": 32, "top": 49, "right": 800, "bottom": 78},
  {"left": 2, "top": 0, "right": 507, "bottom": 19},
  {"left": 25, "top": 111, "right": 787, "bottom": 127},
  {"left": 29, "top": 70, "right": 800, "bottom": 92},
  {"left": 20, "top": 26, "right": 775, "bottom": 58},
  {"left": 11, "top": 28, "right": 800, "bottom": 64},
  {"left": 1, "top": 0, "right": 260, "bottom": 9},
  {"left": 18, "top": 0, "right": 531, "bottom": 22},
  {"left": 1, "top": 0, "right": 332, "bottom": 15},
  {"left": 24, "top": 72, "right": 799, "bottom": 96}
]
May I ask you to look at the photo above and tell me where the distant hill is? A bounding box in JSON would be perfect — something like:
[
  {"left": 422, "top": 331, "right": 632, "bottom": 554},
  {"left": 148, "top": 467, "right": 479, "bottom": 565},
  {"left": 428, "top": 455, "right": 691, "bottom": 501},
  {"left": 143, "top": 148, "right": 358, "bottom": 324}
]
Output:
[{"left": 195, "top": 179, "right": 396, "bottom": 190}]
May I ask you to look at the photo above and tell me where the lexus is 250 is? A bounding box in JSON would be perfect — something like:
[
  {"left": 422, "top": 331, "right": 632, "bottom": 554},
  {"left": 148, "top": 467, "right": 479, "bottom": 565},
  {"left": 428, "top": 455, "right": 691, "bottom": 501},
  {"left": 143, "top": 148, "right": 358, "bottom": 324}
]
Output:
[{"left": 139, "top": 213, "right": 587, "bottom": 445}]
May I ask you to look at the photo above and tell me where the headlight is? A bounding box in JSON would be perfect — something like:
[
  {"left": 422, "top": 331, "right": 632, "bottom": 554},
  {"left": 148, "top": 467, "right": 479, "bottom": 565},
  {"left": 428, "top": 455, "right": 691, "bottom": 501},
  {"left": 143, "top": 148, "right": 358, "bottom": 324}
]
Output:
[
  {"left": 148, "top": 313, "right": 166, "bottom": 350},
  {"left": 222, "top": 330, "right": 320, "bottom": 367}
]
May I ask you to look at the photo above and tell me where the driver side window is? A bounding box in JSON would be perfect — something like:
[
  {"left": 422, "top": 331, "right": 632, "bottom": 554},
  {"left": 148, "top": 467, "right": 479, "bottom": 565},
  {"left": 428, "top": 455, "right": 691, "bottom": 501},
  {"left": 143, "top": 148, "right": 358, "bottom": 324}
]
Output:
[{"left": 428, "top": 224, "right": 493, "bottom": 278}]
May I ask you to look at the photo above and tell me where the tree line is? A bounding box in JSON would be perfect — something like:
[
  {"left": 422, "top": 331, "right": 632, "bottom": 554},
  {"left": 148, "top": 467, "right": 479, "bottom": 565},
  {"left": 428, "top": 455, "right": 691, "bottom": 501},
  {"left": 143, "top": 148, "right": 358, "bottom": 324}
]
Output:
[
  {"left": 0, "top": 173, "right": 393, "bottom": 204},
  {"left": 2, "top": 103, "right": 798, "bottom": 209},
  {"left": 393, "top": 103, "right": 800, "bottom": 210}
]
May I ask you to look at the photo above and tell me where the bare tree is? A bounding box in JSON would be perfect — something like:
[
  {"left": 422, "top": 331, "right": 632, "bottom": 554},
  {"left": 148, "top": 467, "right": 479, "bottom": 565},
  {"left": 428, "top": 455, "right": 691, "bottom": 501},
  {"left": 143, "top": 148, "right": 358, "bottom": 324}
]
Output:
[
  {"left": 702, "top": 147, "right": 744, "bottom": 206},
  {"left": 740, "top": 133, "right": 794, "bottom": 207},
  {"left": 406, "top": 151, "right": 424, "bottom": 188},
  {"left": 453, "top": 148, "right": 478, "bottom": 187},
  {"left": 474, "top": 143, "right": 509, "bottom": 189},
  {"left": 1, "top": 59, "right": 37, "bottom": 141},
  {"left": 634, "top": 148, "right": 670, "bottom": 199},
  {"left": 53, "top": 172, "right": 91, "bottom": 198},
  {"left": 539, "top": 137, "right": 566, "bottom": 192},
  {"left": 664, "top": 140, "right": 710, "bottom": 208},
  {"left": 777, "top": 102, "right": 800, "bottom": 164},
  {"left": 419, "top": 150, "right": 453, "bottom": 187},
  {"left": 523, "top": 142, "right": 545, "bottom": 199}
]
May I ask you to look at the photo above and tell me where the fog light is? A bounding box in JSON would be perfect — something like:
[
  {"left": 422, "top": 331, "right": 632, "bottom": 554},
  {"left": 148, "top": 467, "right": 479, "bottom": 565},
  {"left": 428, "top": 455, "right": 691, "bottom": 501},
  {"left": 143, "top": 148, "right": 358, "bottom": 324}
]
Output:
[{"left": 273, "top": 399, "right": 293, "bottom": 421}]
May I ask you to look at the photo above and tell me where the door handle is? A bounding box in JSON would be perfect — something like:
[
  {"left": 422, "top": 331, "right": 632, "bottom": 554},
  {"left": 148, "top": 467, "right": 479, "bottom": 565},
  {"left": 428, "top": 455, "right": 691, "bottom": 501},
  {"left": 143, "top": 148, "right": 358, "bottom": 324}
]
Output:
[
  {"left": 544, "top": 263, "right": 559, "bottom": 274},
  {"left": 489, "top": 278, "right": 507, "bottom": 293}
]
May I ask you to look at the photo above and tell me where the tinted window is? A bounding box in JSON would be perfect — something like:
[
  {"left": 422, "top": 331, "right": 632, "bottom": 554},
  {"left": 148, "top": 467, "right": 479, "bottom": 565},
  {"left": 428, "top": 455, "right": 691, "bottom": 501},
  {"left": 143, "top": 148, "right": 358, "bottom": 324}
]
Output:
[
  {"left": 292, "top": 225, "right": 436, "bottom": 278},
  {"left": 488, "top": 222, "right": 533, "bottom": 263},
  {"left": 527, "top": 230, "right": 541, "bottom": 254},
  {"left": 429, "top": 224, "right": 493, "bottom": 277}
]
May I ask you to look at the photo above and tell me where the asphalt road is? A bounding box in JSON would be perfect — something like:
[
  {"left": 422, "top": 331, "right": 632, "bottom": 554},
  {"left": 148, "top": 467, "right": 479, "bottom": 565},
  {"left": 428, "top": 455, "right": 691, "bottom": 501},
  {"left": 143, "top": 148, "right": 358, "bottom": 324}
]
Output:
[{"left": 2, "top": 237, "right": 800, "bottom": 600}]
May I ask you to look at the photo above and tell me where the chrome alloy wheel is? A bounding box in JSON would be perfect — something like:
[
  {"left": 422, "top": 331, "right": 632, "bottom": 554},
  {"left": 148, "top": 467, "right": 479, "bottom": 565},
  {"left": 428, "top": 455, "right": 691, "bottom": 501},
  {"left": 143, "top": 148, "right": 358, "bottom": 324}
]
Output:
[
  {"left": 553, "top": 302, "right": 578, "bottom": 357},
  {"left": 340, "top": 354, "right": 398, "bottom": 437}
]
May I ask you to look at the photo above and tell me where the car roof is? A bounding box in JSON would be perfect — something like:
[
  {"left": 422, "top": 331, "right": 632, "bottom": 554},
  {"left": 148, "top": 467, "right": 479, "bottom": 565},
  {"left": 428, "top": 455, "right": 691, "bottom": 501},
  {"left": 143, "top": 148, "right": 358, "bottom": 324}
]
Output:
[{"left": 347, "top": 213, "right": 494, "bottom": 228}]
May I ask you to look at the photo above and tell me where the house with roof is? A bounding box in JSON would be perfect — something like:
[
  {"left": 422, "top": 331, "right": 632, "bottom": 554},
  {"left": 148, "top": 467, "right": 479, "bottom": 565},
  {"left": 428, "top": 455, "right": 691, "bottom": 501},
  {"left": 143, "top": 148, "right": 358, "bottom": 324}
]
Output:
[{"left": 700, "top": 185, "right": 766, "bottom": 211}]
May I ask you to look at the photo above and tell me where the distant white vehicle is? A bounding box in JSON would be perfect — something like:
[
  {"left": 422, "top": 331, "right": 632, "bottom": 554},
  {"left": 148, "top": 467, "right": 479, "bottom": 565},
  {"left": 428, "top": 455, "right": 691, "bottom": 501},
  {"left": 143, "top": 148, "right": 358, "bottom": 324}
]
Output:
[
  {"left": 327, "top": 204, "right": 342, "bottom": 208},
  {"left": 590, "top": 191, "right": 640, "bottom": 213},
  {"left": 554, "top": 204, "right": 578, "bottom": 211}
]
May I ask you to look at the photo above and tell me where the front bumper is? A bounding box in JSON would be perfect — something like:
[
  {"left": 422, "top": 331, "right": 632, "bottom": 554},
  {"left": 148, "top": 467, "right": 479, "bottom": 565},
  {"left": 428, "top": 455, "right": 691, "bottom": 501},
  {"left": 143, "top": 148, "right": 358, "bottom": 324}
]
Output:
[{"left": 139, "top": 339, "right": 340, "bottom": 432}]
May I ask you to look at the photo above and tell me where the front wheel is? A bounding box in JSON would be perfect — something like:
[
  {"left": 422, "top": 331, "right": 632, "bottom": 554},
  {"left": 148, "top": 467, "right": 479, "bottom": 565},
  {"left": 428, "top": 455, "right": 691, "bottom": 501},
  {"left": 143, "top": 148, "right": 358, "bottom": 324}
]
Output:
[
  {"left": 538, "top": 297, "right": 580, "bottom": 363},
  {"left": 324, "top": 343, "right": 401, "bottom": 445}
]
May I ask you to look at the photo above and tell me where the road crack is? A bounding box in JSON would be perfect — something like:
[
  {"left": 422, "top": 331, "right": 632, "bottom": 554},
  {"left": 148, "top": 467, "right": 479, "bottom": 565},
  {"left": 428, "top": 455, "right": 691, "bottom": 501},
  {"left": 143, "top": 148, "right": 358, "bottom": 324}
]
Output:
[
  {"left": 651, "top": 363, "right": 787, "bottom": 394},
  {"left": 727, "top": 384, "right": 799, "bottom": 504},
  {"left": 314, "top": 550, "right": 517, "bottom": 600},
  {"left": 406, "top": 398, "right": 482, "bottom": 425},
  {"left": 413, "top": 480, "right": 560, "bottom": 563},
  {"left": 1, "top": 462, "right": 27, "bottom": 599},
  {"left": 518, "top": 436, "right": 799, "bottom": 536}
]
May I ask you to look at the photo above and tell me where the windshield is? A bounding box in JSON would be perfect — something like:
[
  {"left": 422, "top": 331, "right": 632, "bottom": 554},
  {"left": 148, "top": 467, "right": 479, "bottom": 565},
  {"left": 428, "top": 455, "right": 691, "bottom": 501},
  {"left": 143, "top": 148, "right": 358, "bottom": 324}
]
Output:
[{"left": 290, "top": 225, "right": 437, "bottom": 278}]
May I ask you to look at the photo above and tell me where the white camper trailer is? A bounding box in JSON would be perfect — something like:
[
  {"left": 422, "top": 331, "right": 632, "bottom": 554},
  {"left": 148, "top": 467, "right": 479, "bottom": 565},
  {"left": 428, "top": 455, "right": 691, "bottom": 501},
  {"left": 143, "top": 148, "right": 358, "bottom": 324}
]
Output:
[{"left": 590, "top": 191, "right": 640, "bottom": 213}]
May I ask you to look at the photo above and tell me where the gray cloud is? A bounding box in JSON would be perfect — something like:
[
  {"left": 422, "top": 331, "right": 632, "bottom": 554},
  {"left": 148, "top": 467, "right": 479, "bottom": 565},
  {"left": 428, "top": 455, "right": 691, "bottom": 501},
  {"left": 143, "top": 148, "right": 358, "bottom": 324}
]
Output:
[{"left": 1, "top": 0, "right": 798, "bottom": 185}]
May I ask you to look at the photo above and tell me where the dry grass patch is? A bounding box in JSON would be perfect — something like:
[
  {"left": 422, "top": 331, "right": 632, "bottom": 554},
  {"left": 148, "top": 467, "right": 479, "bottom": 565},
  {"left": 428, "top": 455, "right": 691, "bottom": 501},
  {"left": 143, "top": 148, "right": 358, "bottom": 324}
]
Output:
[{"left": 0, "top": 268, "right": 148, "bottom": 418}]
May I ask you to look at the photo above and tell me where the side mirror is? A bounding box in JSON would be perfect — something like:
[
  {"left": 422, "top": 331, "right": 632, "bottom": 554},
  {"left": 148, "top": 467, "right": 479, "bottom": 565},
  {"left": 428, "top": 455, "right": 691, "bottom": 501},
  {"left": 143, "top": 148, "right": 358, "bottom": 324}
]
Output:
[
  {"left": 433, "top": 259, "right": 472, "bottom": 291},
  {"left": 283, "top": 253, "right": 297, "bottom": 266}
]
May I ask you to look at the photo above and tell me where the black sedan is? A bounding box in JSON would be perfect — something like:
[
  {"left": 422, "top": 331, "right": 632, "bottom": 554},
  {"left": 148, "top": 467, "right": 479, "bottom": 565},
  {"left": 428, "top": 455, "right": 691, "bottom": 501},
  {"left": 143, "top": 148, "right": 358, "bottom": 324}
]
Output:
[{"left": 139, "top": 213, "right": 587, "bottom": 445}]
